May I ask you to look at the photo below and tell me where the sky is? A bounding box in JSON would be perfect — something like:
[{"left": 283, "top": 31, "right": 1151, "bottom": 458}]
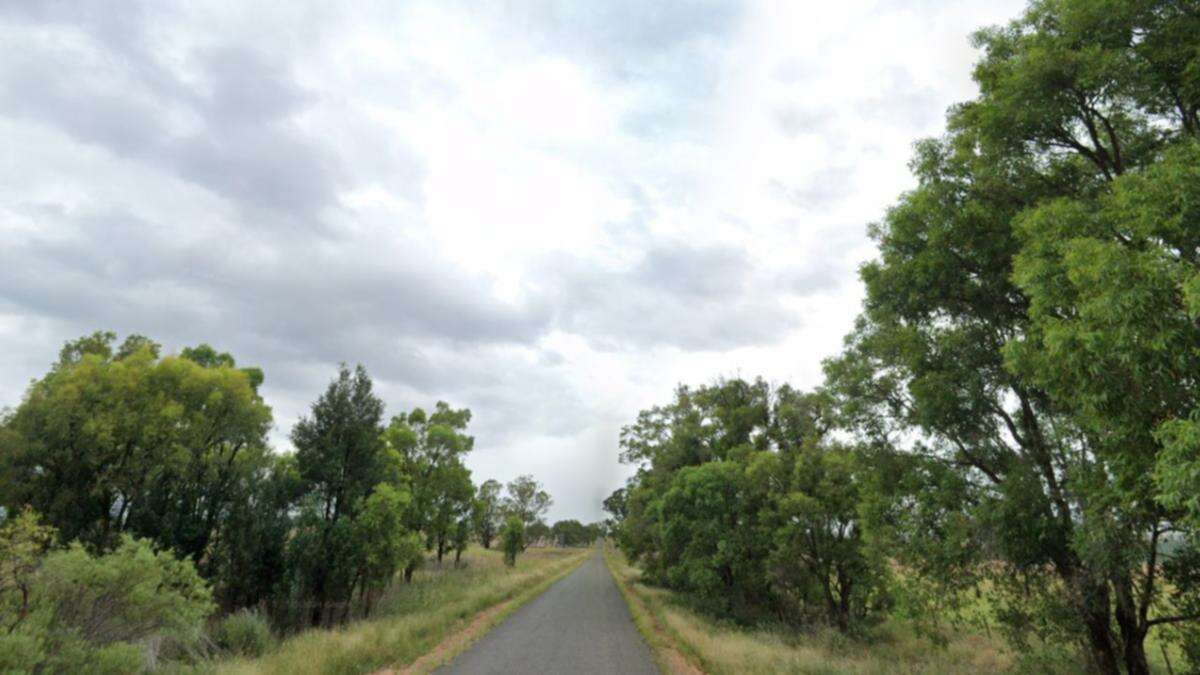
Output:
[{"left": 0, "top": 0, "right": 1026, "bottom": 523}]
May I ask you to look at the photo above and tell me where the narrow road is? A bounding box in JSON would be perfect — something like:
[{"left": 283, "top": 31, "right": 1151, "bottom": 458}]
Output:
[{"left": 437, "top": 549, "right": 658, "bottom": 674}]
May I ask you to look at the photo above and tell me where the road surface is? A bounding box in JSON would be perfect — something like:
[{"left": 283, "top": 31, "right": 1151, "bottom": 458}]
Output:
[{"left": 437, "top": 549, "right": 658, "bottom": 674}]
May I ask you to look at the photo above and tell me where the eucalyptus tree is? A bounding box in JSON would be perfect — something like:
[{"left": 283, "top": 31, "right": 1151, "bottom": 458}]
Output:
[
  {"left": 824, "top": 1, "right": 1200, "bottom": 670},
  {"left": 503, "top": 474, "right": 552, "bottom": 531},
  {"left": 385, "top": 402, "right": 476, "bottom": 573},
  {"left": 0, "top": 332, "right": 272, "bottom": 566}
]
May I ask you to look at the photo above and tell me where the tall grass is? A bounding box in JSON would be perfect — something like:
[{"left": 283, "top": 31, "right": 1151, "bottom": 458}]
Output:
[
  {"left": 604, "top": 546, "right": 1019, "bottom": 675},
  {"left": 185, "top": 546, "right": 588, "bottom": 675}
]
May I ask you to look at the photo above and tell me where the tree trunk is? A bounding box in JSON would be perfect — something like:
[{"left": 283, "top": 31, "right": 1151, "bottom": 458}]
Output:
[
  {"left": 1114, "top": 578, "right": 1150, "bottom": 675},
  {"left": 1080, "top": 589, "right": 1121, "bottom": 675}
]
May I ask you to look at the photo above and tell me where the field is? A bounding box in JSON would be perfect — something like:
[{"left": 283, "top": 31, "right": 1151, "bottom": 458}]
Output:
[{"left": 189, "top": 546, "right": 589, "bottom": 675}]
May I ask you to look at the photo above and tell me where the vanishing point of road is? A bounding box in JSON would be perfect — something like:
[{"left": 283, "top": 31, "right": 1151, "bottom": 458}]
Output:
[{"left": 437, "top": 549, "right": 659, "bottom": 675}]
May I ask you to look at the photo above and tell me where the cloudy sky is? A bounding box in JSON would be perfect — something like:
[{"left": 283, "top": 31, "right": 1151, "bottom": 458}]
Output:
[{"left": 0, "top": 0, "right": 1024, "bottom": 522}]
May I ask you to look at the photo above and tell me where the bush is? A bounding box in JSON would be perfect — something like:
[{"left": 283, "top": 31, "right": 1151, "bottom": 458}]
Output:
[
  {"left": 213, "top": 609, "right": 275, "bottom": 657},
  {"left": 0, "top": 510, "right": 215, "bottom": 673}
]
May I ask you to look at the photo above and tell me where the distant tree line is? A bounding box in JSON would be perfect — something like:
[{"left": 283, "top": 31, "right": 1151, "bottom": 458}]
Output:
[
  {"left": 608, "top": 1, "right": 1200, "bottom": 673},
  {"left": 0, "top": 331, "right": 559, "bottom": 669}
]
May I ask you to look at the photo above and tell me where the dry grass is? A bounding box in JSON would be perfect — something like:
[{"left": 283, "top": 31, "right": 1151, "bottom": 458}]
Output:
[
  {"left": 188, "top": 546, "right": 589, "bottom": 675},
  {"left": 604, "top": 546, "right": 1017, "bottom": 675},
  {"left": 601, "top": 546, "right": 704, "bottom": 675}
]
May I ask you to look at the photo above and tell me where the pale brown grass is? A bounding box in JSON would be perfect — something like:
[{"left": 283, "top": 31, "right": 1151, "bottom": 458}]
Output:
[{"left": 604, "top": 546, "right": 1015, "bottom": 675}]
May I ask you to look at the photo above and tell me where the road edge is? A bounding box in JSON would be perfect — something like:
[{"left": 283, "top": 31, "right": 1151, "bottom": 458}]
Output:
[
  {"left": 381, "top": 548, "right": 591, "bottom": 674},
  {"left": 601, "top": 544, "right": 706, "bottom": 675}
]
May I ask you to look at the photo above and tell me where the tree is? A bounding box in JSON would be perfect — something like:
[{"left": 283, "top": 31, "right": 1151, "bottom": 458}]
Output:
[
  {"left": 821, "top": 1, "right": 1200, "bottom": 670},
  {"left": 602, "top": 487, "right": 627, "bottom": 523},
  {"left": 0, "top": 332, "right": 273, "bottom": 568},
  {"left": 1008, "top": 139, "right": 1200, "bottom": 668},
  {"left": 384, "top": 402, "right": 476, "bottom": 569},
  {"left": 287, "top": 364, "right": 397, "bottom": 626},
  {"left": 501, "top": 517, "right": 524, "bottom": 567},
  {"left": 612, "top": 379, "right": 881, "bottom": 629},
  {"left": 472, "top": 479, "right": 503, "bottom": 549},
  {"left": 550, "top": 519, "right": 591, "bottom": 547},
  {"left": 0, "top": 508, "right": 53, "bottom": 631},
  {"left": 452, "top": 516, "right": 471, "bottom": 566},
  {"left": 525, "top": 522, "right": 551, "bottom": 547},
  {"left": 503, "top": 475, "right": 552, "bottom": 531},
  {"left": 763, "top": 444, "right": 891, "bottom": 631},
  {"left": 207, "top": 453, "right": 301, "bottom": 612},
  {"left": 349, "top": 484, "right": 421, "bottom": 617}
]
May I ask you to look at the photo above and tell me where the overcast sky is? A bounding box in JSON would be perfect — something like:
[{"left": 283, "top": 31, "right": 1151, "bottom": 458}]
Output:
[{"left": 0, "top": 0, "right": 1025, "bottom": 522}]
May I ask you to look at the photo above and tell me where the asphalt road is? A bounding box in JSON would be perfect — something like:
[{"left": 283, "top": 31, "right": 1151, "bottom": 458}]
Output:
[{"left": 437, "top": 549, "right": 658, "bottom": 675}]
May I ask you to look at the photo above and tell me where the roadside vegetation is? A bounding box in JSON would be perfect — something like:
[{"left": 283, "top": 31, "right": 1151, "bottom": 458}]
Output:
[
  {"left": 604, "top": 1, "right": 1200, "bottom": 673},
  {"left": 205, "top": 545, "right": 588, "bottom": 675},
  {"left": 0, "top": 332, "right": 602, "bottom": 672},
  {"left": 604, "top": 544, "right": 1011, "bottom": 674}
]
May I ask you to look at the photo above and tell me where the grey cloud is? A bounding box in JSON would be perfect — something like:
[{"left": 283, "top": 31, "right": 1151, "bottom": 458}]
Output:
[
  {"left": 769, "top": 165, "right": 857, "bottom": 211},
  {"left": 857, "top": 67, "right": 945, "bottom": 129},
  {"left": 539, "top": 241, "right": 810, "bottom": 352},
  {"left": 0, "top": 9, "right": 349, "bottom": 229},
  {"left": 0, "top": 205, "right": 553, "bottom": 363}
]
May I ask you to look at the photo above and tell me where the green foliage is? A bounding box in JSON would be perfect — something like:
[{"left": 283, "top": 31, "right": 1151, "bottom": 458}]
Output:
[
  {"left": 0, "top": 511, "right": 213, "bottom": 674},
  {"left": 0, "top": 333, "right": 562, "bottom": 665},
  {"left": 503, "top": 474, "right": 552, "bottom": 532},
  {"left": 286, "top": 364, "right": 404, "bottom": 627},
  {"left": 207, "top": 452, "right": 301, "bottom": 612},
  {"left": 385, "top": 402, "right": 476, "bottom": 566},
  {"left": 525, "top": 521, "right": 551, "bottom": 545},
  {"left": 818, "top": 1, "right": 1200, "bottom": 671},
  {"left": 472, "top": 479, "right": 503, "bottom": 549},
  {"left": 0, "top": 508, "right": 53, "bottom": 631},
  {"left": 658, "top": 459, "right": 773, "bottom": 618},
  {"left": 212, "top": 609, "right": 275, "bottom": 658},
  {"left": 0, "top": 332, "right": 273, "bottom": 568},
  {"left": 549, "top": 519, "right": 595, "bottom": 547},
  {"left": 501, "top": 517, "right": 525, "bottom": 567},
  {"left": 612, "top": 379, "right": 882, "bottom": 631}
]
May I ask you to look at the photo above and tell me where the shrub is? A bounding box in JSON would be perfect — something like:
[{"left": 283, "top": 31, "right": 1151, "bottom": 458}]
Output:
[
  {"left": 213, "top": 609, "right": 275, "bottom": 657},
  {"left": 0, "top": 510, "right": 215, "bottom": 673}
]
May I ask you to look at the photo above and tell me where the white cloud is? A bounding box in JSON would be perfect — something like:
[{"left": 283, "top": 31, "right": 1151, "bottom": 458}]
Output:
[{"left": 0, "top": 0, "right": 1026, "bottom": 521}]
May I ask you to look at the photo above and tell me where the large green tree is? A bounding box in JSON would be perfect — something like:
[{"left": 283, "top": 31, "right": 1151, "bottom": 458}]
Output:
[
  {"left": 613, "top": 379, "right": 882, "bottom": 630},
  {"left": 824, "top": 1, "right": 1200, "bottom": 671},
  {"left": 0, "top": 333, "right": 272, "bottom": 568},
  {"left": 287, "top": 364, "right": 407, "bottom": 626},
  {"left": 384, "top": 402, "right": 476, "bottom": 571}
]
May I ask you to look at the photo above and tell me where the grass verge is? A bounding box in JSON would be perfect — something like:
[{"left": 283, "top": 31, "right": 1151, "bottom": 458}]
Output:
[
  {"left": 602, "top": 544, "right": 704, "bottom": 675},
  {"left": 603, "top": 545, "right": 1016, "bottom": 675},
  {"left": 197, "top": 546, "right": 589, "bottom": 675}
]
